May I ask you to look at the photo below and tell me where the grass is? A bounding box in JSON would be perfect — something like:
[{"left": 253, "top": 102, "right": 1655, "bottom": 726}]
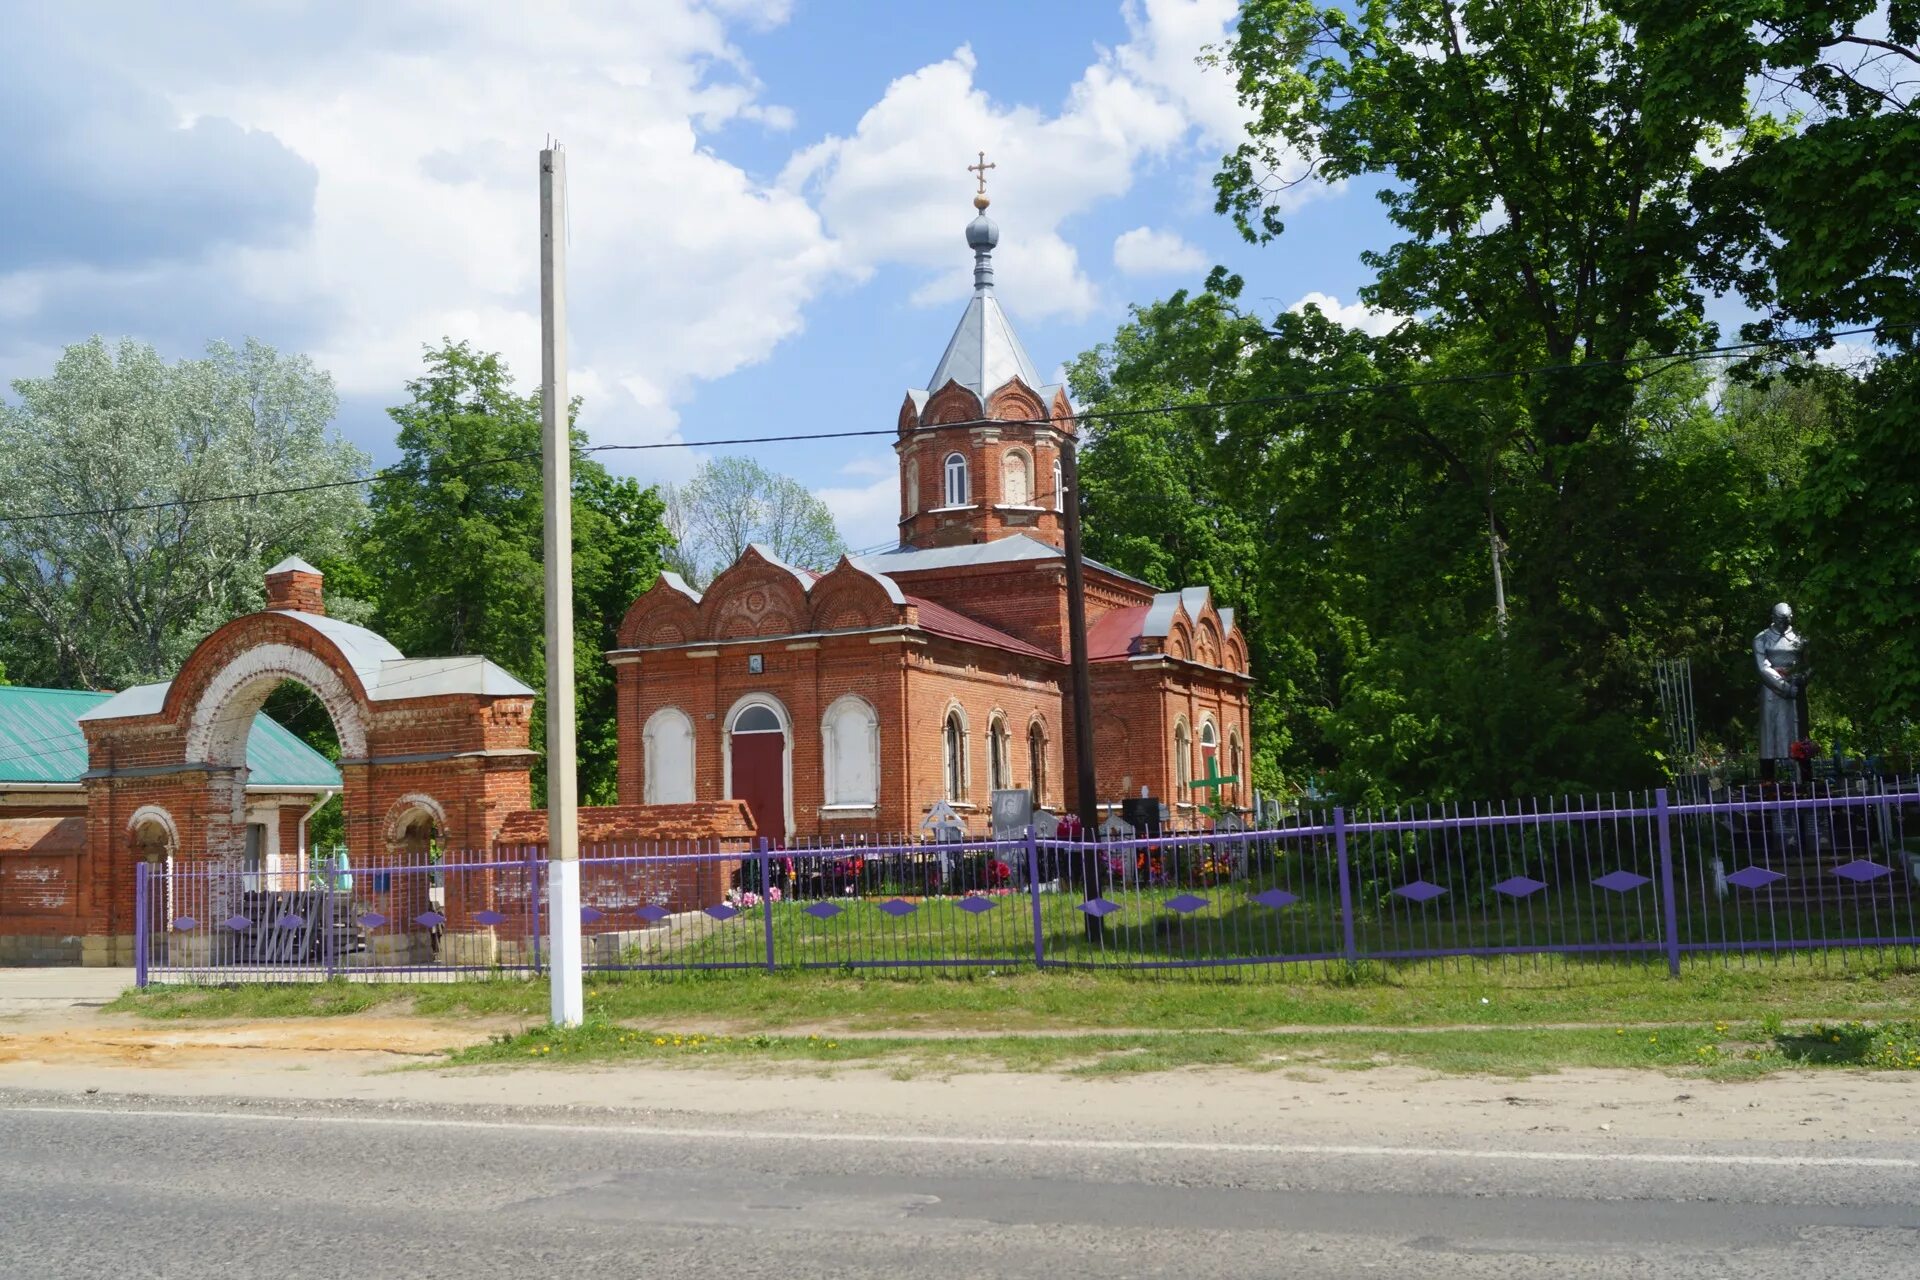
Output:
[
  {"left": 112, "top": 948, "right": 1920, "bottom": 1036},
  {"left": 439, "top": 1016, "right": 1920, "bottom": 1079}
]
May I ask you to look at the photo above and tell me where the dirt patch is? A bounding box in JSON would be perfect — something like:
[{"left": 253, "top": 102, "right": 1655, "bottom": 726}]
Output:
[{"left": 0, "top": 1016, "right": 502, "bottom": 1069}]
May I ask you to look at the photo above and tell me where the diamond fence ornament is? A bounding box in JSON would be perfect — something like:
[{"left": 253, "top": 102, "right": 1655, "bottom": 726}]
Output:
[
  {"left": 1393, "top": 880, "right": 1447, "bottom": 903},
  {"left": 474, "top": 910, "right": 507, "bottom": 926},
  {"left": 414, "top": 911, "right": 446, "bottom": 928},
  {"left": 1833, "top": 859, "right": 1893, "bottom": 882},
  {"left": 1725, "top": 866, "right": 1786, "bottom": 890},
  {"left": 803, "top": 901, "right": 845, "bottom": 920},
  {"left": 877, "top": 899, "right": 918, "bottom": 918},
  {"left": 581, "top": 906, "right": 605, "bottom": 923},
  {"left": 956, "top": 896, "right": 997, "bottom": 914},
  {"left": 357, "top": 912, "right": 389, "bottom": 929},
  {"left": 635, "top": 904, "right": 671, "bottom": 924},
  {"left": 704, "top": 904, "right": 741, "bottom": 922},
  {"left": 1248, "top": 888, "right": 1298, "bottom": 910},
  {"left": 222, "top": 914, "right": 251, "bottom": 931},
  {"left": 171, "top": 916, "right": 198, "bottom": 932},
  {"left": 1164, "top": 894, "right": 1210, "bottom": 914},
  {"left": 1492, "top": 876, "right": 1547, "bottom": 898},
  {"left": 273, "top": 913, "right": 305, "bottom": 930},
  {"left": 1592, "top": 871, "right": 1651, "bottom": 893},
  {"left": 1078, "top": 897, "right": 1121, "bottom": 918}
]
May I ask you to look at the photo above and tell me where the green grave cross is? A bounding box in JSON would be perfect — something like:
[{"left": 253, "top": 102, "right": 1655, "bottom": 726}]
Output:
[{"left": 1189, "top": 755, "right": 1239, "bottom": 820}]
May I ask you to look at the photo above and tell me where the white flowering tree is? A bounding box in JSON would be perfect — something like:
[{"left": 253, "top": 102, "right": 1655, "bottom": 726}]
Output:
[{"left": 0, "top": 336, "right": 370, "bottom": 689}]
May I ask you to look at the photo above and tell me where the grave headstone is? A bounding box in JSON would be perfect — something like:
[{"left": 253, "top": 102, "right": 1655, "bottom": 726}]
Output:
[{"left": 991, "top": 788, "right": 1034, "bottom": 840}]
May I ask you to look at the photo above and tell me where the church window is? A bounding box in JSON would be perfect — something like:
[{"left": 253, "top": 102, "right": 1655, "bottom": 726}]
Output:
[
  {"left": 643, "top": 706, "right": 696, "bottom": 804},
  {"left": 944, "top": 452, "right": 969, "bottom": 506},
  {"left": 1028, "top": 719, "right": 1047, "bottom": 804},
  {"left": 988, "top": 715, "right": 1011, "bottom": 792},
  {"left": 822, "top": 696, "right": 879, "bottom": 807},
  {"left": 1199, "top": 718, "right": 1219, "bottom": 784},
  {"left": 1052, "top": 456, "right": 1064, "bottom": 512},
  {"left": 905, "top": 460, "right": 920, "bottom": 518},
  {"left": 943, "top": 709, "right": 968, "bottom": 802},
  {"left": 1174, "top": 718, "right": 1192, "bottom": 795},
  {"left": 1227, "top": 730, "right": 1244, "bottom": 807},
  {"left": 1001, "top": 449, "right": 1033, "bottom": 505},
  {"left": 733, "top": 704, "right": 781, "bottom": 734}
]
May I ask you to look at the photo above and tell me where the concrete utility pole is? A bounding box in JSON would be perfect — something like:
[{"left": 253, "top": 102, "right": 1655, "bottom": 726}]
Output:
[{"left": 540, "top": 144, "right": 584, "bottom": 1027}]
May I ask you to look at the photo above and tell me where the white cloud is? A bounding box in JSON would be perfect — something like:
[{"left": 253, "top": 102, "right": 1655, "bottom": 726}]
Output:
[
  {"left": 1289, "top": 291, "right": 1407, "bottom": 338},
  {"left": 1113, "top": 225, "right": 1208, "bottom": 276},
  {"left": 2, "top": 1, "right": 834, "bottom": 465},
  {"left": 782, "top": 1, "right": 1258, "bottom": 318},
  {"left": 814, "top": 453, "right": 902, "bottom": 554}
]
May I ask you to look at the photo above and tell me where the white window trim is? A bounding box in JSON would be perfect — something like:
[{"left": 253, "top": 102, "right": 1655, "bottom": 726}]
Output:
[
  {"left": 820, "top": 694, "right": 881, "bottom": 808},
  {"left": 942, "top": 704, "right": 971, "bottom": 803},
  {"left": 943, "top": 452, "right": 970, "bottom": 507},
  {"left": 925, "top": 502, "right": 979, "bottom": 514},
  {"left": 986, "top": 714, "right": 1011, "bottom": 794},
  {"left": 642, "top": 705, "right": 697, "bottom": 805}
]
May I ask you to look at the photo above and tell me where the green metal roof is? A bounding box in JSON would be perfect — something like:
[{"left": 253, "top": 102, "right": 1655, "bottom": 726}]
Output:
[{"left": 0, "top": 686, "right": 341, "bottom": 789}]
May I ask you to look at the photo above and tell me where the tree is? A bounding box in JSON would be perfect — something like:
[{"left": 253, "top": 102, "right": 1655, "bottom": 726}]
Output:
[
  {"left": 662, "top": 456, "right": 846, "bottom": 586},
  {"left": 0, "top": 337, "right": 368, "bottom": 689},
  {"left": 354, "top": 341, "right": 671, "bottom": 805}
]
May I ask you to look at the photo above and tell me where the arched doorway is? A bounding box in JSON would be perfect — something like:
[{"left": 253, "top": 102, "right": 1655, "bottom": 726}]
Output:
[
  {"left": 81, "top": 559, "right": 535, "bottom": 966},
  {"left": 725, "top": 695, "right": 791, "bottom": 845}
]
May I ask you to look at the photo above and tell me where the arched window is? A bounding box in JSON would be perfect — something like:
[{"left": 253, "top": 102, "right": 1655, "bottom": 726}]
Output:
[
  {"left": 943, "top": 452, "right": 969, "bottom": 506},
  {"left": 1028, "top": 720, "right": 1047, "bottom": 804},
  {"left": 643, "top": 706, "right": 696, "bottom": 804},
  {"left": 988, "top": 715, "right": 1011, "bottom": 792},
  {"left": 1199, "top": 718, "right": 1219, "bottom": 784},
  {"left": 732, "top": 704, "right": 781, "bottom": 734},
  {"left": 822, "top": 696, "right": 879, "bottom": 806},
  {"left": 943, "top": 709, "right": 968, "bottom": 802},
  {"left": 1174, "top": 718, "right": 1192, "bottom": 794},
  {"left": 1001, "top": 449, "right": 1033, "bottom": 505},
  {"left": 904, "top": 459, "right": 920, "bottom": 518},
  {"left": 1227, "top": 730, "right": 1244, "bottom": 807},
  {"left": 1052, "top": 456, "right": 1064, "bottom": 512}
]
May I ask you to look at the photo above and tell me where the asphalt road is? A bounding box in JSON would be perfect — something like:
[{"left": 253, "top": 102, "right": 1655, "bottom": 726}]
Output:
[{"left": 2, "top": 1093, "right": 1916, "bottom": 1279}]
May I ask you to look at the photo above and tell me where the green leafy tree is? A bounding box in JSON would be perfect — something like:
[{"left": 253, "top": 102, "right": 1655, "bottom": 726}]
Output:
[
  {"left": 356, "top": 341, "right": 670, "bottom": 805},
  {"left": 0, "top": 336, "right": 368, "bottom": 689}
]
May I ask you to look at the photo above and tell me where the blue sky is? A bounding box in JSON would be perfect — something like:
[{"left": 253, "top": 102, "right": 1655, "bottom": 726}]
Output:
[{"left": 1, "top": 1, "right": 1402, "bottom": 553}]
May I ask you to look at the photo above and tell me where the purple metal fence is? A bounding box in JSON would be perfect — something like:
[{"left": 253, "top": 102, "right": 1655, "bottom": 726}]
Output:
[{"left": 136, "top": 781, "right": 1920, "bottom": 985}]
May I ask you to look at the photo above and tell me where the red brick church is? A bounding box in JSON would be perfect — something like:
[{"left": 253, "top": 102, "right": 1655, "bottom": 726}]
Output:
[{"left": 612, "top": 194, "right": 1253, "bottom": 841}]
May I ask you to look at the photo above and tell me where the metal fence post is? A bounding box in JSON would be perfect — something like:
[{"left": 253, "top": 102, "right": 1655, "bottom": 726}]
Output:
[
  {"left": 528, "top": 844, "right": 543, "bottom": 977},
  {"left": 323, "top": 852, "right": 337, "bottom": 981},
  {"left": 759, "top": 839, "right": 776, "bottom": 974},
  {"left": 1026, "top": 827, "right": 1046, "bottom": 970},
  {"left": 134, "top": 861, "right": 150, "bottom": 989},
  {"left": 1334, "top": 806, "right": 1357, "bottom": 964},
  {"left": 1655, "top": 787, "right": 1681, "bottom": 976}
]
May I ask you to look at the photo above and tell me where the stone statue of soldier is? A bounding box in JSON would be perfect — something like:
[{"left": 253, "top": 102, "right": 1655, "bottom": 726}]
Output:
[{"left": 1753, "top": 602, "right": 1809, "bottom": 781}]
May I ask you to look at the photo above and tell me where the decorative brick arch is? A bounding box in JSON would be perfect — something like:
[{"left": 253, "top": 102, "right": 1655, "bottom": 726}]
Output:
[
  {"left": 187, "top": 641, "right": 369, "bottom": 766},
  {"left": 79, "top": 563, "right": 535, "bottom": 961}
]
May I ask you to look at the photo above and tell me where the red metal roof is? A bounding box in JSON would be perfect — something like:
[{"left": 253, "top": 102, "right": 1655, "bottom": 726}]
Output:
[
  {"left": 907, "top": 596, "right": 1062, "bottom": 663},
  {"left": 1086, "top": 604, "right": 1148, "bottom": 661}
]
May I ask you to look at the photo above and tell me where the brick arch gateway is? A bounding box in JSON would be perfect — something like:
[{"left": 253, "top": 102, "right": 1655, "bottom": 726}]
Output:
[{"left": 77, "top": 559, "right": 537, "bottom": 964}]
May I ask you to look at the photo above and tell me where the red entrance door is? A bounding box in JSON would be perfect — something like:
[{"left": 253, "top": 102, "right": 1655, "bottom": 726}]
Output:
[{"left": 730, "top": 731, "right": 786, "bottom": 847}]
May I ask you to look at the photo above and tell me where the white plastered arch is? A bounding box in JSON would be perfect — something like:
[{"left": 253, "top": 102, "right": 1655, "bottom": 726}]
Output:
[
  {"left": 382, "top": 792, "right": 450, "bottom": 845},
  {"left": 186, "top": 641, "right": 368, "bottom": 766},
  {"left": 126, "top": 804, "right": 180, "bottom": 850}
]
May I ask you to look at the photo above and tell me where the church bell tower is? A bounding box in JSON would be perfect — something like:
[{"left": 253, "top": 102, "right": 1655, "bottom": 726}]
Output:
[{"left": 896, "top": 154, "right": 1077, "bottom": 550}]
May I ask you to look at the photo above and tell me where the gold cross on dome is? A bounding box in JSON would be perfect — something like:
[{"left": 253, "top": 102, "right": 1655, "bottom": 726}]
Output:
[{"left": 968, "top": 150, "right": 996, "bottom": 195}]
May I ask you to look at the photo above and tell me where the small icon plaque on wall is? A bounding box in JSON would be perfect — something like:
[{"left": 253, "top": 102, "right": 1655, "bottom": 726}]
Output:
[{"left": 747, "top": 654, "right": 764, "bottom": 674}]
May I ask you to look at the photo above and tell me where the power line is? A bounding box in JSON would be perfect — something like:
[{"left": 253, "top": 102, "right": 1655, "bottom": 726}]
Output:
[{"left": 0, "top": 322, "right": 1905, "bottom": 528}]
